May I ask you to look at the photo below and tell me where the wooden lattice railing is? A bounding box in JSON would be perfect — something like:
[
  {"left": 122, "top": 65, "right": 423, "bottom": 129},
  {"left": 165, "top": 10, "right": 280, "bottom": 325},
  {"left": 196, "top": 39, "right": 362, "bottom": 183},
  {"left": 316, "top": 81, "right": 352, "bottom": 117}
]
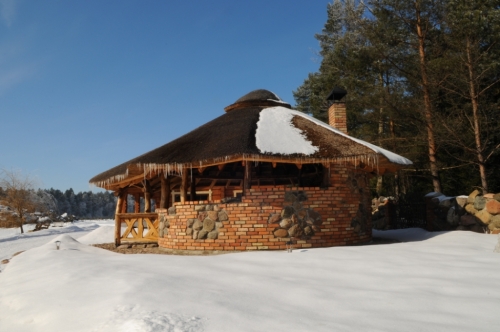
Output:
[{"left": 115, "top": 213, "right": 159, "bottom": 246}]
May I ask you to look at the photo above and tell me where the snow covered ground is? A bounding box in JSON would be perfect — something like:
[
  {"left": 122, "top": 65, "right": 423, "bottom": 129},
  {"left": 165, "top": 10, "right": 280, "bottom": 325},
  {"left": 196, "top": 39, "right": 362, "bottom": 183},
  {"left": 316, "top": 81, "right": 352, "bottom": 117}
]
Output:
[
  {"left": 0, "top": 220, "right": 114, "bottom": 269},
  {"left": 1, "top": 222, "right": 500, "bottom": 332}
]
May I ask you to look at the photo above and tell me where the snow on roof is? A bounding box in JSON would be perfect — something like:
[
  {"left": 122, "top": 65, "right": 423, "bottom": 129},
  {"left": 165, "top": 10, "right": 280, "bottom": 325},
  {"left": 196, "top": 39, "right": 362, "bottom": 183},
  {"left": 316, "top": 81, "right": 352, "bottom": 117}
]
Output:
[
  {"left": 258, "top": 106, "right": 412, "bottom": 166},
  {"left": 256, "top": 107, "right": 319, "bottom": 155}
]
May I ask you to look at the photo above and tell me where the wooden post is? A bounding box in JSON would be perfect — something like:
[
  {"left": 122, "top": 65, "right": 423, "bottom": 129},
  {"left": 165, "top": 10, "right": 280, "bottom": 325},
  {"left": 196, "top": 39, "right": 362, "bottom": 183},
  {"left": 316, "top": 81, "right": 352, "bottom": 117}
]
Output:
[
  {"left": 160, "top": 174, "right": 167, "bottom": 209},
  {"left": 243, "top": 161, "right": 252, "bottom": 195},
  {"left": 115, "top": 194, "right": 123, "bottom": 247},
  {"left": 181, "top": 170, "right": 188, "bottom": 204},
  {"left": 120, "top": 193, "right": 128, "bottom": 213},
  {"left": 144, "top": 180, "right": 151, "bottom": 212},
  {"left": 166, "top": 177, "right": 171, "bottom": 208},
  {"left": 134, "top": 194, "right": 140, "bottom": 213},
  {"left": 190, "top": 168, "right": 196, "bottom": 201}
]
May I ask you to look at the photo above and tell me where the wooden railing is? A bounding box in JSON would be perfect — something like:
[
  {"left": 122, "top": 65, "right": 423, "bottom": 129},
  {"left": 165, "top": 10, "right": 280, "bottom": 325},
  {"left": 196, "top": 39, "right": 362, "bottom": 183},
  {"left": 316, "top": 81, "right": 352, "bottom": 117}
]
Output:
[{"left": 115, "top": 213, "right": 159, "bottom": 246}]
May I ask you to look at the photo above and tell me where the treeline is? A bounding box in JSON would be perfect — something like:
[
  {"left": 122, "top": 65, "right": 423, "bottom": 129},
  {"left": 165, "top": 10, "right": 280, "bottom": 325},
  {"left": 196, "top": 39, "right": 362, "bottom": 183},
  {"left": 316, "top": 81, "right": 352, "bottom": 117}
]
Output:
[
  {"left": 294, "top": 0, "right": 500, "bottom": 196},
  {"left": 43, "top": 188, "right": 116, "bottom": 219}
]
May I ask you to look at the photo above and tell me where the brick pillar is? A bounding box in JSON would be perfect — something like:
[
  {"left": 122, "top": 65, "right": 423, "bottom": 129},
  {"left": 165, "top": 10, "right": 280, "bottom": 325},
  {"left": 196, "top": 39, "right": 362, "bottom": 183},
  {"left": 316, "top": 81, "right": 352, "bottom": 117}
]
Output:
[{"left": 328, "top": 102, "right": 347, "bottom": 134}]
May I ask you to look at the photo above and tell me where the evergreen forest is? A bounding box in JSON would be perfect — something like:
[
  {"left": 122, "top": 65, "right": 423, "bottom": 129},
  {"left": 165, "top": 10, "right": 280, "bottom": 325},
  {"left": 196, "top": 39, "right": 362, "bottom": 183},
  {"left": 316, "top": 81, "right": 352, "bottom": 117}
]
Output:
[
  {"left": 294, "top": 0, "right": 500, "bottom": 197},
  {"left": 42, "top": 188, "right": 116, "bottom": 219}
]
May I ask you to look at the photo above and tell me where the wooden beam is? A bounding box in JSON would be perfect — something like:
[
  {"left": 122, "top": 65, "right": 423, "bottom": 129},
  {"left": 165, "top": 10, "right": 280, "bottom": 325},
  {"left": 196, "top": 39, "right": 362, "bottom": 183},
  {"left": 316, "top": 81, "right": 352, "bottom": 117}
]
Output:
[
  {"left": 295, "top": 163, "right": 303, "bottom": 170},
  {"left": 134, "top": 194, "right": 140, "bottom": 213},
  {"left": 152, "top": 195, "right": 160, "bottom": 210},
  {"left": 166, "top": 177, "right": 171, "bottom": 208},
  {"left": 120, "top": 193, "right": 128, "bottom": 213},
  {"left": 95, "top": 154, "right": 405, "bottom": 190},
  {"left": 198, "top": 167, "right": 206, "bottom": 174},
  {"left": 106, "top": 173, "right": 148, "bottom": 191},
  {"left": 190, "top": 168, "right": 196, "bottom": 201},
  {"left": 144, "top": 180, "right": 151, "bottom": 212},
  {"left": 115, "top": 194, "right": 123, "bottom": 217},
  {"left": 180, "top": 170, "right": 188, "bottom": 204},
  {"left": 243, "top": 161, "right": 252, "bottom": 194},
  {"left": 192, "top": 174, "right": 311, "bottom": 181},
  {"left": 160, "top": 175, "right": 167, "bottom": 209},
  {"left": 115, "top": 195, "right": 123, "bottom": 247},
  {"left": 122, "top": 187, "right": 146, "bottom": 194}
]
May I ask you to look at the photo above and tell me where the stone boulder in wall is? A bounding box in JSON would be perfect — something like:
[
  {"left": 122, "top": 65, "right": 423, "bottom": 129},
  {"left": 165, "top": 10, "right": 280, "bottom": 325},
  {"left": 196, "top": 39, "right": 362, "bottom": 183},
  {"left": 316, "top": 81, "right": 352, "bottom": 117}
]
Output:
[
  {"left": 202, "top": 218, "right": 215, "bottom": 232},
  {"left": 273, "top": 229, "right": 289, "bottom": 238},
  {"left": 193, "top": 220, "right": 203, "bottom": 231},
  {"left": 288, "top": 224, "right": 304, "bottom": 237}
]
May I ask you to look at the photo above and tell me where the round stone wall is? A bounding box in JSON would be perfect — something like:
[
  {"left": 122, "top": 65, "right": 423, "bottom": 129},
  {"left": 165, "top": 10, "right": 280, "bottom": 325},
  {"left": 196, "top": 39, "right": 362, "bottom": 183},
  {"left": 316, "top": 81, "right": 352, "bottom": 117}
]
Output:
[{"left": 157, "top": 167, "right": 372, "bottom": 251}]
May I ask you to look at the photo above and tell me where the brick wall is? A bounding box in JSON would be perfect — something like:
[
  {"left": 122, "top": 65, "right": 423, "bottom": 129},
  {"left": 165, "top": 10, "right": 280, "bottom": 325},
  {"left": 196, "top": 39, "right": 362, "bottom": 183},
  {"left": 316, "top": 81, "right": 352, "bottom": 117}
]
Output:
[{"left": 158, "top": 164, "right": 372, "bottom": 251}]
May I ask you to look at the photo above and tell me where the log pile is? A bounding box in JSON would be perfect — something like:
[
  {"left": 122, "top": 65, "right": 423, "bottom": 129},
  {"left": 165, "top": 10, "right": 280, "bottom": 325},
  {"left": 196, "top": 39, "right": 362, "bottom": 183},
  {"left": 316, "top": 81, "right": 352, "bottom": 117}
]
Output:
[
  {"left": 372, "top": 197, "right": 393, "bottom": 230},
  {"left": 426, "top": 191, "right": 500, "bottom": 233}
]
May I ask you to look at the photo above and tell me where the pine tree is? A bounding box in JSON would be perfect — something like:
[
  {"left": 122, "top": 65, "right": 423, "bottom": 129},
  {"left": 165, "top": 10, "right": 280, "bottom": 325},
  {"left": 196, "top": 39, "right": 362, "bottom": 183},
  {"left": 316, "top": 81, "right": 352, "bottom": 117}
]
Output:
[{"left": 439, "top": 0, "right": 500, "bottom": 192}]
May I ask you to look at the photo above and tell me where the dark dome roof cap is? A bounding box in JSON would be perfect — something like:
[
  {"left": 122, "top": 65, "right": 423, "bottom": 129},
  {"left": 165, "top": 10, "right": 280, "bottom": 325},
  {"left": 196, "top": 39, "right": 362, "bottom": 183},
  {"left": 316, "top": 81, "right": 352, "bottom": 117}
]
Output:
[
  {"left": 224, "top": 89, "right": 291, "bottom": 112},
  {"left": 235, "top": 89, "right": 282, "bottom": 103}
]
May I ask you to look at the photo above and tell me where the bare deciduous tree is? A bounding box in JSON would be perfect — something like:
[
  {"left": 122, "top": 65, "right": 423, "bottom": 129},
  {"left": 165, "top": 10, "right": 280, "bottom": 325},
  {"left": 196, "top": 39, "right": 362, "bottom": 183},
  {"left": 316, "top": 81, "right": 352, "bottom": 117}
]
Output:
[{"left": 0, "top": 169, "right": 41, "bottom": 233}]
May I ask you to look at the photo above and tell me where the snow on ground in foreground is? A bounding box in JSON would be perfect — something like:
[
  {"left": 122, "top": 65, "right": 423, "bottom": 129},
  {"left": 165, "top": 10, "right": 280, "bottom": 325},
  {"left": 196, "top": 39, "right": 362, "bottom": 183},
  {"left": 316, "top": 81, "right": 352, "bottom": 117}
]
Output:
[
  {"left": 1, "top": 228, "right": 500, "bottom": 332},
  {"left": 78, "top": 225, "right": 127, "bottom": 245},
  {"left": 0, "top": 220, "right": 114, "bottom": 270}
]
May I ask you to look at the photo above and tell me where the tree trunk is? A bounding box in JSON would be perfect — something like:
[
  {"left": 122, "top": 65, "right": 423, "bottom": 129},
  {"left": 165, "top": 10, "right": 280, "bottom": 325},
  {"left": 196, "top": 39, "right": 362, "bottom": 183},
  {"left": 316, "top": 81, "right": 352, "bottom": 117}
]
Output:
[
  {"left": 465, "top": 37, "right": 488, "bottom": 192},
  {"left": 415, "top": 2, "right": 442, "bottom": 193},
  {"left": 376, "top": 85, "right": 384, "bottom": 196}
]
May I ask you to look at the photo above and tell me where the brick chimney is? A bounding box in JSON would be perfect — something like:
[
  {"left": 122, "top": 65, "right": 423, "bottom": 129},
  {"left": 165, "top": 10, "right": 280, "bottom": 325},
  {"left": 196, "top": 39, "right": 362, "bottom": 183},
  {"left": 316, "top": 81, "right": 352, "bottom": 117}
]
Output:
[{"left": 326, "top": 87, "right": 348, "bottom": 134}]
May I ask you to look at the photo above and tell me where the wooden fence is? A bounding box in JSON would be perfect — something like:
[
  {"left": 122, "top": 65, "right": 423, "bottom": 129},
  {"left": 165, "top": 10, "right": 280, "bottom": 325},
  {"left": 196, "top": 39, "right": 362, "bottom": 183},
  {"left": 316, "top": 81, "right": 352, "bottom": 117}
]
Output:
[{"left": 115, "top": 213, "right": 159, "bottom": 246}]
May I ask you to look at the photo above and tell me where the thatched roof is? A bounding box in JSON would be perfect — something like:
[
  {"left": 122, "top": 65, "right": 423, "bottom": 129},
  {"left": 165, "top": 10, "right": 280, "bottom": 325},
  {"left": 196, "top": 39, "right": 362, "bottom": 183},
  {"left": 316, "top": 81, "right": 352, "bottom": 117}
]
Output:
[{"left": 90, "top": 89, "right": 412, "bottom": 188}]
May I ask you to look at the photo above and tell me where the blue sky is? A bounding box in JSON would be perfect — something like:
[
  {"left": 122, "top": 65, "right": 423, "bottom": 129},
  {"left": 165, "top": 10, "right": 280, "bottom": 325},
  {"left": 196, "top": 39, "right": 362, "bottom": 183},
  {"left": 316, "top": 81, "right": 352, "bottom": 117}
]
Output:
[{"left": 0, "top": 0, "right": 330, "bottom": 193}]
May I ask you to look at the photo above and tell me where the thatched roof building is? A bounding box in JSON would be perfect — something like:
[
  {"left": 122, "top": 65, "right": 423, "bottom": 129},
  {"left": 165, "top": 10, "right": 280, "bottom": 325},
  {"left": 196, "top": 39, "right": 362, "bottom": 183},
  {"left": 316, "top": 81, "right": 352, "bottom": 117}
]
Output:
[
  {"left": 90, "top": 89, "right": 411, "bottom": 191},
  {"left": 90, "top": 89, "right": 412, "bottom": 250}
]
